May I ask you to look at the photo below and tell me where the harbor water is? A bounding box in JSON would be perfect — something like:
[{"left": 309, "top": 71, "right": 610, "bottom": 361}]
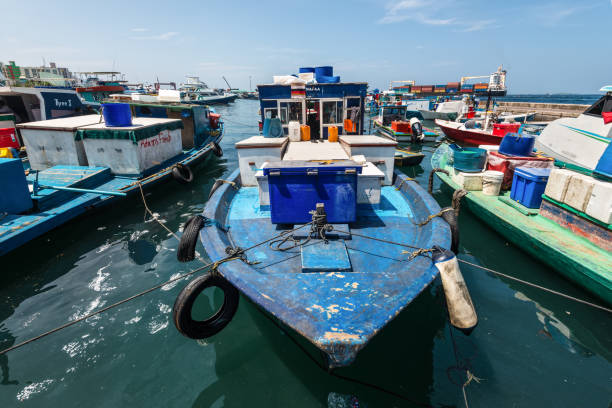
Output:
[{"left": 1, "top": 99, "right": 611, "bottom": 407}]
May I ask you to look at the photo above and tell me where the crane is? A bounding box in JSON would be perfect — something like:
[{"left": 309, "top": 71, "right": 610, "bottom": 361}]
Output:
[
  {"left": 460, "top": 75, "right": 491, "bottom": 86},
  {"left": 222, "top": 76, "right": 233, "bottom": 91}
]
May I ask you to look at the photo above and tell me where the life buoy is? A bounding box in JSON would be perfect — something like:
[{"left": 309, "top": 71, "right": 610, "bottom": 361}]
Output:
[
  {"left": 177, "top": 215, "right": 205, "bottom": 262},
  {"left": 173, "top": 273, "right": 239, "bottom": 339},
  {"left": 211, "top": 142, "right": 223, "bottom": 157},
  {"left": 172, "top": 163, "right": 193, "bottom": 184}
]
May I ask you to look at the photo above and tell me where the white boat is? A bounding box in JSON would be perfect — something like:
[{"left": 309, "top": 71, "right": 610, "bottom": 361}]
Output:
[
  {"left": 419, "top": 99, "right": 467, "bottom": 120},
  {"left": 535, "top": 86, "right": 612, "bottom": 171},
  {"left": 179, "top": 76, "right": 238, "bottom": 104},
  {"left": 0, "top": 84, "right": 88, "bottom": 123}
]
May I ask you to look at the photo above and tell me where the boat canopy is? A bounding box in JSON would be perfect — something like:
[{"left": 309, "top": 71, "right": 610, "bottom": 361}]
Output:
[{"left": 584, "top": 94, "right": 612, "bottom": 117}]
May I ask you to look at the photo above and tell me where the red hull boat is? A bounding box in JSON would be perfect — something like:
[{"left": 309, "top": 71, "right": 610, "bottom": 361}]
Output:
[{"left": 435, "top": 119, "right": 503, "bottom": 146}]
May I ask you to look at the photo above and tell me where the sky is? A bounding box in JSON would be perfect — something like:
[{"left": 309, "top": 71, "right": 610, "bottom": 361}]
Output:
[{"left": 2, "top": 0, "right": 611, "bottom": 93}]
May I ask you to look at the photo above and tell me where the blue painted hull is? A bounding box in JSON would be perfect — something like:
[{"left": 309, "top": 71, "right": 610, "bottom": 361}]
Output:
[
  {"left": 0, "top": 132, "right": 223, "bottom": 257},
  {"left": 199, "top": 169, "right": 451, "bottom": 367}
]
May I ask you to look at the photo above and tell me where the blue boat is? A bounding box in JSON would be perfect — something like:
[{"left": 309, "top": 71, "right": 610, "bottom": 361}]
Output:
[
  {"left": 171, "top": 73, "right": 476, "bottom": 368},
  {"left": 0, "top": 102, "right": 223, "bottom": 257}
]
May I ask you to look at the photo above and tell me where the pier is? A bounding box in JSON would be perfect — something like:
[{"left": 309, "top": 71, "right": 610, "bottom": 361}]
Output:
[{"left": 479, "top": 101, "right": 589, "bottom": 121}]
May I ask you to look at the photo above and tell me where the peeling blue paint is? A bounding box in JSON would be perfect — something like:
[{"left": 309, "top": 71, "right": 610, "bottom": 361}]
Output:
[{"left": 201, "top": 169, "right": 450, "bottom": 367}]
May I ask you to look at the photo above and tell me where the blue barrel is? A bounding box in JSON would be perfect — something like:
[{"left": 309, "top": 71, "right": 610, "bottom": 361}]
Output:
[
  {"left": 317, "top": 75, "right": 340, "bottom": 83},
  {"left": 102, "top": 103, "right": 132, "bottom": 127},
  {"left": 452, "top": 146, "right": 487, "bottom": 172},
  {"left": 498, "top": 132, "right": 536, "bottom": 156},
  {"left": 315, "top": 66, "right": 333, "bottom": 78},
  {"left": 299, "top": 67, "right": 315, "bottom": 73}
]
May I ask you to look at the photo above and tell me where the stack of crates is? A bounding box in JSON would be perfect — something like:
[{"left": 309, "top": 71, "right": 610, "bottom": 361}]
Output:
[{"left": 434, "top": 85, "right": 446, "bottom": 93}]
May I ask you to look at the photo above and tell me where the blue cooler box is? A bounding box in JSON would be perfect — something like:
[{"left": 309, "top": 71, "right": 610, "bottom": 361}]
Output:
[
  {"left": 263, "top": 161, "right": 362, "bottom": 224},
  {"left": 510, "top": 167, "right": 551, "bottom": 208}
]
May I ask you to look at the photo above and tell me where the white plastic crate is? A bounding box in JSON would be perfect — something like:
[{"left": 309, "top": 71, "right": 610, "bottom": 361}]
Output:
[{"left": 585, "top": 179, "right": 612, "bottom": 224}]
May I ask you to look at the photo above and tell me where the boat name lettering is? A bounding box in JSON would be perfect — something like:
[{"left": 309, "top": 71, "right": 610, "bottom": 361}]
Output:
[
  {"left": 54, "top": 98, "right": 72, "bottom": 108},
  {"left": 139, "top": 131, "right": 172, "bottom": 148}
]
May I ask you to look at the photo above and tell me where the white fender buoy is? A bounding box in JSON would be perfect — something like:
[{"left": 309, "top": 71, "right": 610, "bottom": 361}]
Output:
[{"left": 433, "top": 247, "right": 478, "bottom": 334}]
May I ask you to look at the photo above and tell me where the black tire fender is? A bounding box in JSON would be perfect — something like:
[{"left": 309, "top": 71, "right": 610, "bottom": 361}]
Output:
[
  {"left": 173, "top": 273, "right": 239, "bottom": 339},
  {"left": 212, "top": 142, "right": 223, "bottom": 157},
  {"left": 177, "top": 215, "right": 205, "bottom": 262},
  {"left": 172, "top": 163, "right": 194, "bottom": 184},
  {"left": 441, "top": 207, "right": 459, "bottom": 254}
]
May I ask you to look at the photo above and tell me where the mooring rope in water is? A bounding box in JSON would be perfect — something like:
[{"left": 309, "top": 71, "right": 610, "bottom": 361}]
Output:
[
  {"left": 0, "top": 207, "right": 315, "bottom": 356},
  {"left": 458, "top": 259, "right": 612, "bottom": 313}
]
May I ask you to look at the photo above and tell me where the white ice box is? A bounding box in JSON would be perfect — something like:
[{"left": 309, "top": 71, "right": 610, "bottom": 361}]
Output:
[
  {"left": 79, "top": 117, "right": 183, "bottom": 175},
  {"left": 340, "top": 135, "right": 397, "bottom": 185},
  {"left": 236, "top": 136, "right": 288, "bottom": 186},
  {"left": 17, "top": 115, "right": 101, "bottom": 170}
]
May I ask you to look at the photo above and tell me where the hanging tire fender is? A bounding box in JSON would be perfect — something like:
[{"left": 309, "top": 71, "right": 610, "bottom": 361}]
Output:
[
  {"left": 172, "top": 163, "right": 194, "bottom": 184},
  {"left": 211, "top": 142, "right": 223, "bottom": 157},
  {"left": 177, "top": 215, "right": 205, "bottom": 262},
  {"left": 173, "top": 273, "right": 239, "bottom": 339},
  {"left": 441, "top": 207, "right": 459, "bottom": 254}
]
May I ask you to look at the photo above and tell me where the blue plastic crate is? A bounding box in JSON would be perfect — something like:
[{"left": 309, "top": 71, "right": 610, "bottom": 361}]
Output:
[
  {"left": 510, "top": 167, "right": 551, "bottom": 209},
  {"left": 0, "top": 158, "right": 32, "bottom": 214},
  {"left": 263, "top": 161, "right": 361, "bottom": 224}
]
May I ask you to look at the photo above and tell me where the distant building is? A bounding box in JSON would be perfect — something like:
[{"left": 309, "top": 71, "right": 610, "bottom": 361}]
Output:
[{"left": 1, "top": 60, "right": 74, "bottom": 86}]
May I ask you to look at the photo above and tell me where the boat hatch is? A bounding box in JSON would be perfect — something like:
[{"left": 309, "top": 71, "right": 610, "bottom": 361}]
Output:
[{"left": 301, "top": 239, "right": 352, "bottom": 273}]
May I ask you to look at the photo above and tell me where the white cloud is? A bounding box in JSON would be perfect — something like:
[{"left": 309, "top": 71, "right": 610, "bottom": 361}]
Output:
[
  {"left": 130, "top": 31, "right": 178, "bottom": 40},
  {"left": 130, "top": 28, "right": 148, "bottom": 32},
  {"left": 460, "top": 19, "right": 497, "bottom": 32},
  {"left": 378, "top": 1, "right": 497, "bottom": 31}
]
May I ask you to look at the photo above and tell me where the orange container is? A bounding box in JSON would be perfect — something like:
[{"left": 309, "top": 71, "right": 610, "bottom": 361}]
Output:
[
  {"left": 344, "top": 119, "right": 355, "bottom": 133},
  {"left": 328, "top": 126, "right": 338, "bottom": 142},
  {"left": 300, "top": 125, "right": 310, "bottom": 141}
]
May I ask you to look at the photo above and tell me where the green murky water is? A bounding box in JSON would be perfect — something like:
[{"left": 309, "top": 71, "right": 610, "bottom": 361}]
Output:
[{"left": 1, "top": 100, "right": 610, "bottom": 407}]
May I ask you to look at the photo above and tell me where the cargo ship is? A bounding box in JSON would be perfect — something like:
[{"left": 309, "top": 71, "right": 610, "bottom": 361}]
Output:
[{"left": 389, "top": 65, "right": 507, "bottom": 98}]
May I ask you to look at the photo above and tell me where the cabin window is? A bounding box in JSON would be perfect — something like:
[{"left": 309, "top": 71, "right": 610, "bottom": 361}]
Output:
[
  {"left": 322, "top": 101, "right": 342, "bottom": 124},
  {"left": 264, "top": 107, "right": 278, "bottom": 119},
  {"left": 279, "top": 101, "right": 302, "bottom": 124}
]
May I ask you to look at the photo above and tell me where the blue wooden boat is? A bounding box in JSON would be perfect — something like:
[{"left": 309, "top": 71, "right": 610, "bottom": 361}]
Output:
[
  {"left": 0, "top": 102, "right": 223, "bottom": 257},
  {"left": 195, "top": 165, "right": 450, "bottom": 367},
  {"left": 171, "top": 73, "right": 477, "bottom": 368}
]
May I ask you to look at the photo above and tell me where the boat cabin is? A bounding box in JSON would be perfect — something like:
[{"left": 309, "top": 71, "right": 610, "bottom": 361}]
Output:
[
  {"left": 257, "top": 82, "right": 367, "bottom": 139},
  {"left": 377, "top": 105, "right": 408, "bottom": 126}
]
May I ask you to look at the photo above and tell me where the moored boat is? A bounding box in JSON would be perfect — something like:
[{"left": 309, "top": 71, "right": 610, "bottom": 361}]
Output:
[
  {"left": 170, "top": 74, "right": 477, "bottom": 368},
  {"left": 0, "top": 102, "right": 224, "bottom": 256},
  {"left": 435, "top": 118, "right": 523, "bottom": 146},
  {"left": 431, "top": 143, "right": 612, "bottom": 304},
  {"left": 373, "top": 105, "right": 438, "bottom": 142},
  {"left": 535, "top": 86, "right": 612, "bottom": 172}
]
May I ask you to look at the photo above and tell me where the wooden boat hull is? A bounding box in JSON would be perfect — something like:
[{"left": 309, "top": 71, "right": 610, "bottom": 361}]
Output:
[
  {"left": 200, "top": 168, "right": 451, "bottom": 367},
  {"left": 435, "top": 119, "right": 502, "bottom": 146},
  {"left": 432, "top": 145, "right": 612, "bottom": 304},
  {"left": 0, "top": 133, "right": 223, "bottom": 257}
]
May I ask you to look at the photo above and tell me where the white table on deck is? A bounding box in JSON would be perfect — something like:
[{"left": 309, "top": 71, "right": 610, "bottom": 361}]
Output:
[{"left": 282, "top": 141, "right": 349, "bottom": 161}]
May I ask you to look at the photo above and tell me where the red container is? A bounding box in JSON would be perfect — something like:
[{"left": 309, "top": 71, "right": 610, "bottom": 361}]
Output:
[
  {"left": 0, "top": 128, "right": 19, "bottom": 149},
  {"left": 447, "top": 82, "right": 460, "bottom": 88},
  {"left": 492, "top": 123, "right": 521, "bottom": 137},
  {"left": 486, "top": 151, "right": 554, "bottom": 190},
  {"left": 391, "top": 121, "right": 411, "bottom": 133},
  {"left": 412, "top": 86, "right": 422, "bottom": 92},
  {"left": 421, "top": 86, "right": 434, "bottom": 92}
]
